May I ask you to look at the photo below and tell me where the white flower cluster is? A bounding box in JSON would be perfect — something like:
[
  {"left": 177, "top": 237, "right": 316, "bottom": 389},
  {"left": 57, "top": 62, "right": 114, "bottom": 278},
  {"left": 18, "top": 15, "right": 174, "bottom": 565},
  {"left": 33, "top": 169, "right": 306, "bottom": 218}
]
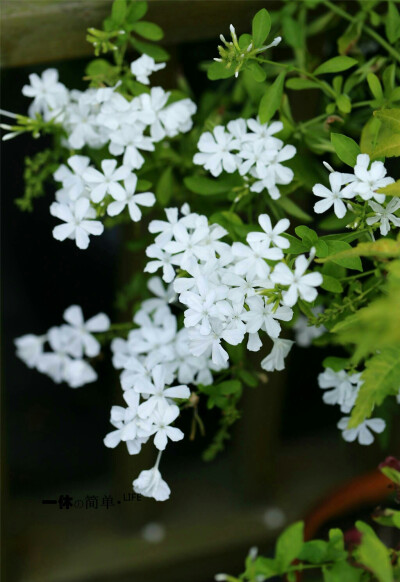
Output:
[
  {"left": 19, "top": 63, "right": 196, "bottom": 249},
  {"left": 105, "top": 275, "right": 224, "bottom": 501},
  {"left": 313, "top": 154, "right": 399, "bottom": 236},
  {"left": 144, "top": 207, "right": 323, "bottom": 371},
  {"left": 193, "top": 118, "right": 296, "bottom": 200},
  {"left": 318, "top": 367, "right": 386, "bottom": 445},
  {"left": 15, "top": 305, "right": 110, "bottom": 388}
]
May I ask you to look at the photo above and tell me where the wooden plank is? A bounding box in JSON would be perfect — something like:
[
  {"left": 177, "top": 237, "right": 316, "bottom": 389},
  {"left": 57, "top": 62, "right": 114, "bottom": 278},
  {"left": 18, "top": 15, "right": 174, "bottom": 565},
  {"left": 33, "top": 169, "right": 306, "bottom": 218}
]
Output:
[{"left": 1, "top": 0, "right": 268, "bottom": 68}]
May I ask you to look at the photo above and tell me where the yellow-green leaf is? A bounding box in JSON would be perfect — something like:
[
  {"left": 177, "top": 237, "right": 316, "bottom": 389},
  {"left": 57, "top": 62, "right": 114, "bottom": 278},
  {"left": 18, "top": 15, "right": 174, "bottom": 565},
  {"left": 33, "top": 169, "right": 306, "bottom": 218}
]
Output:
[
  {"left": 349, "top": 345, "right": 400, "bottom": 427},
  {"left": 378, "top": 179, "right": 400, "bottom": 196}
]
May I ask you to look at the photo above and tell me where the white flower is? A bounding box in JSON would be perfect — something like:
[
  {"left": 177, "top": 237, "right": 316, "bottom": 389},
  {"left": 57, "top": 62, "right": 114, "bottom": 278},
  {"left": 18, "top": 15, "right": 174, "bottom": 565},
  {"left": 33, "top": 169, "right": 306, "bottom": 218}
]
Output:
[
  {"left": 180, "top": 280, "right": 226, "bottom": 335},
  {"left": 366, "top": 199, "right": 400, "bottom": 236},
  {"left": 107, "top": 175, "right": 155, "bottom": 222},
  {"left": 193, "top": 126, "right": 237, "bottom": 177},
  {"left": 164, "top": 219, "right": 210, "bottom": 268},
  {"left": 246, "top": 119, "right": 283, "bottom": 146},
  {"left": 247, "top": 215, "right": 290, "bottom": 249},
  {"left": 261, "top": 338, "right": 294, "bottom": 372},
  {"left": 136, "top": 365, "right": 190, "bottom": 418},
  {"left": 22, "top": 68, "right": 68, "bottom": 117},
  {"left": 232, "top": 241, "right": 283, "bottom": 279},
  {"left": 342, "top": 154, "right": 394, "bottom": 203},
  {"left": 313, "top": 171, "right": 355, "bottom": 219},
  {"left": 271, "top": 255, "right": 323, "bottom": 307},
  {"left": 130, "top": 55, "right": 166, "bottom": 85},
  {"left": 318, "top": 368, "right": 361, "bottom": 413},
  {"left": 15, "top": 334, "right": 45, "bottom": 368},
  {"left": 139, "top": 87, "right": 170, "bottom": 141},
  {"left": 63, "top": 359, "right": 97, "bottom": 388},
  {"left": 145, "top": 244, "right": 179, "bottom": 283},
  {"left": 63, "top": 304, "right": 110, "bottom": 358},
  {"left": 338, "top": 417, "right": 386, "bottom": 445},
  {"left": 54, "top": 155, "right": 91, "bottom": 201},
  {"left": 36, "top": 326, "right": 75, "bottom": 383},
  {"left": 133, "top": 463, "right": 171, "bottom": 501},
  {"left": 243, "top": 296, "right": 293, "bottom": 339},
  {"left": 149, "top": 207, "right": 179, "bottom": 246},
  {"left": 83, "top": 159, "right": 131, "bottom": 203},
  {"left": 149, "top": 404, "right": 184, "bottom": 450},
  {"left": 50, "top": 198, "right": 104, "bottom": 249},
  {"left": 159, "top": 98, "right": 197, "bottom": 137}
]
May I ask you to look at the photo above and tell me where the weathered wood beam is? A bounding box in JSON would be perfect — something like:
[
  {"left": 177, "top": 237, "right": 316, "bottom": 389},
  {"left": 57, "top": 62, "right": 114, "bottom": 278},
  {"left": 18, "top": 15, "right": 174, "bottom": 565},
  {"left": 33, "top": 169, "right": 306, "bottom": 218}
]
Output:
[{"left": 1, "top": 0, "right": 269, "bottom": 68}]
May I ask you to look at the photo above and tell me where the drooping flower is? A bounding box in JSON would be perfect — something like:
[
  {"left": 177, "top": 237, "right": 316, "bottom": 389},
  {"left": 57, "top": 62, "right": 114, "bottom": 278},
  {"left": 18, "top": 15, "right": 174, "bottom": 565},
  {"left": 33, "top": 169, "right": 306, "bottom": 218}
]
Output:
[{"left": 260, "top": 338, "right": 294, "bottom": 372}]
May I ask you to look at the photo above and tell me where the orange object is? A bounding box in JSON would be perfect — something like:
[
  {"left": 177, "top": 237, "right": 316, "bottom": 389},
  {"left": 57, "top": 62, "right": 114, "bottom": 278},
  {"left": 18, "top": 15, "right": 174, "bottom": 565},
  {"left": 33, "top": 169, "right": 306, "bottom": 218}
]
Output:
[{"left": 304, "top": 469, "right": 393, "bottom": 540}]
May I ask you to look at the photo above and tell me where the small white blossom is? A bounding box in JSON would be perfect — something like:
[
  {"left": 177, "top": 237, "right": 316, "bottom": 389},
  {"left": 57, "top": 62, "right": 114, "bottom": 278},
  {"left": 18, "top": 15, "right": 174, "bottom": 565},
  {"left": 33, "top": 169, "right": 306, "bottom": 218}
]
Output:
[
  {"left": 341, "top": 154, "right": 394, "bottom": 203},
  {"left": 193, "top": 126, "right": 237, "bottom": 177},
  {"left": 15, "top": 334, "right": 45, "bottom": 368},
  {"left": 83, "top": 159, "right": 131, "bottom": 203},
  {"left": 271, "top": 255, "right": 322, "bottom": 307},
  {"left": 63, "top": 304, "right": 110, "bottom": 358},
  {"left": 107, "top": 175, "right": 155, "bottom": 221},
  {"left": 133, "top": 462, "right": 171, "bottom": 501},
  {"left": 261, "top": 338, "right": 294, "bottom": 372},
  {"left": 366, "top": 199, "right": 400, "bottom": 236},
  {"left": 130, "top": 55, "right": 166, "bottom": 85},
  {"left": 338, "top": 417, "right": 386, "bottom": 445},
  {"left": 50, "top": 198, "right": 104, "bottom": 249},
  {"left": 313, "top": 171, "right": 355, "bottom": 219}
]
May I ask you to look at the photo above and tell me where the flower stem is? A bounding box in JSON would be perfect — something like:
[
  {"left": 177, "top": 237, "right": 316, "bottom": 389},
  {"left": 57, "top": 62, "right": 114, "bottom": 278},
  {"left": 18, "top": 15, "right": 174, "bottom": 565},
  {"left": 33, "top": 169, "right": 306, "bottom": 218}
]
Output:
[{"left": 322, "top": 0, "right": 400, "bottom": 64}]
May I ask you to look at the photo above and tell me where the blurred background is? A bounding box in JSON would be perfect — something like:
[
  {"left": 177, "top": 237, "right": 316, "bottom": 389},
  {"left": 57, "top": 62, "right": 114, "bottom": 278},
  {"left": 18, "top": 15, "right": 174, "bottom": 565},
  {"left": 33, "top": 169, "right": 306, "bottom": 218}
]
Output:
[{"left": 2, "top": 2, "right": 399, "bottom": 581}]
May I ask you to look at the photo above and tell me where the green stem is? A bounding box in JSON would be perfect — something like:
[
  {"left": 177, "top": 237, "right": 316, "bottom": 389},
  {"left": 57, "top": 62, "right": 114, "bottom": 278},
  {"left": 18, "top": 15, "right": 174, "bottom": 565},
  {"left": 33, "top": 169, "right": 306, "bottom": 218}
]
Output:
[
  {"left": 257, "top": 58, "right": 336, "bottom": 98},
  {"left": 340, "top": 268, "right": 378, "bottom": 282},
  {"left": 322, "top": 0, "right": 400, "bottom": 64}
]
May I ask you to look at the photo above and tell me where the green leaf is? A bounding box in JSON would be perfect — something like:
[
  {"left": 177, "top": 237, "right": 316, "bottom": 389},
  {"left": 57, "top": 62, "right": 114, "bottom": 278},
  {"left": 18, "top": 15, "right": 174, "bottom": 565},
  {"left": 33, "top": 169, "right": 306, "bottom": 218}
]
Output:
[
  {"left": 360, "top": 115, "right": 382, "bottom": 157},
  {"left": 258, "top": 72, "right": 286, "bottom": 123},
  {"left": 131, "top": 21, "right": 164, "bottom": 41},
  {"left": 373, "top": 108, "right": 400, "bottom": 158},
  {"left": 275, "top": 197, "right": 312, "bottom": 222},
  {"left": 275, "top": 521, "right": 304, "bottom": 573},
  {"left": 386, "top": 1, "right": 400, "bottom": 43},
  {"left": 156, "top": 167, "right": 173, "bottom": 206},
  {"left": 127, "top": 1, "right": 147, "bottom": 22},
  {"left": 282, "top": 16, "right": 303, "bottom": 49},
  {"left": 184, "top": 174, "right": 240, "bottom": 195},
  {"left": 322, "top": 274, "right": 343, "bottom": 293},
  {"left": 318, "top": 240, "right": 363, "bottom": 271},
  {"left": 322, "top": 356, "right": 349, "bottom": 372},
  {"left": 338, "top": 20, "right": 362, "bottom": 55},
  {"left": 207, "top": 61, "right": 235, "bottom": 81},
  {"left": 295, "top": 225, "right": 318, "bottom": 244},
  {"left": 331, "top": 133, "right": 360, "bottom": 167},
  {"left": 111, "top": 0, "right": 127, "bottom": 24},
  {"left": 286, "top": 77, "right": 320, "bottom": 90},
  {"left": 298, "top": 540, "right": 328, "bottom": 564},
  {"left": 314, "top": 56, "right": 358, "bottom": 76},
  {"left": 323, "top": 561, "right": 362, "bottom": 582},
  {"left": 355, "top": 521, "right": 393, "bottom": 582},
  {"left": 237, "top": 369, "right": 258, "bottom": 387},
  {"left": 317, "top": 238, "right": 400, "bottom": 261},
  {"left": 130, "top": 38, "right": 169, "bottom": 61},
  {"left": 336, "top": 94, "right": 352, "bottom": 114},
  {"left": 367, "top": 73, "right": 383, "bottom": 101},
  {"left": 246, "top": 61, "right": 267, "bottom": 83},
  {"left": 254, "top": 557, "right": 278, "bottom": 578},
  {"left": 373, "top": 508, "right": 400, "bottom": 528},
  {"left": 349, "top": 345, "right": 400, "bottom": 427},
  {"left": 252, "top": 8, "right": 271, "bottom": 48},
  {"left": 380, "top": 466, "right": 400, "bottom": 486}
]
